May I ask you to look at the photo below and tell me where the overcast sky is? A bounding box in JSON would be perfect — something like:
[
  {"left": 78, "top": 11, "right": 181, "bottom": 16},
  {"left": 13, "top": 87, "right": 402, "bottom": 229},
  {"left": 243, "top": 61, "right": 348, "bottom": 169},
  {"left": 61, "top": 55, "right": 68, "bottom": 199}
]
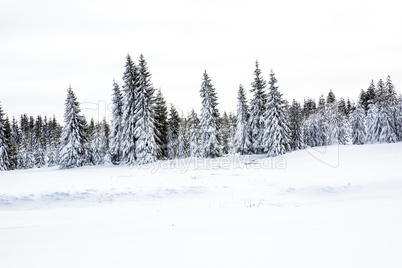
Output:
[{"left": 1, "top": 0, "right": 401, "bottom": 122}]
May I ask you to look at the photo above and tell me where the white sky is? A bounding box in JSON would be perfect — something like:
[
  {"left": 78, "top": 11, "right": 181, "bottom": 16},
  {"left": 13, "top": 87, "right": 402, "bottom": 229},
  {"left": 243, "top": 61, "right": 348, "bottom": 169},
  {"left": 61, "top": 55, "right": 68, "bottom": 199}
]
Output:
[{"left": 1, "top": 0, "right": 401, "bottom": 122}]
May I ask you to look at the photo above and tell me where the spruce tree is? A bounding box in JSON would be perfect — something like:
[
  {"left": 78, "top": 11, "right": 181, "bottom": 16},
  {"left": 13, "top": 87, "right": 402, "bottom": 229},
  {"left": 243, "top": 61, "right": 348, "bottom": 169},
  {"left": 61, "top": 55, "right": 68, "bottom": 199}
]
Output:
[
  {"left": 177, "top": 120, "right": 187, "bottom": 159},
  {"left": 8, "top": 117, "right": 19, "bottom": 170},
  {"left": 288, "top": 99, "right": 304, "bottom": 150},
  {"left": 33, "top": 115, "right": 46, "bottom": 167},
  {"left": 366, "top": 102, "right": 379, "bottom": 143},
  {"left": 0, "top": 103, "right": 9, "bottom": 171},
  {"left": 59, "top": 86, "right": 88, "bottom": 169},
  {"left": 396, "top": 95, "right": 402, "bottom": 141},
  {"left": 167, "top": 105, "right": 180, "bottom": 159},
  {"left": 121, "top": 54, "right": 139, "bottom": 164},
  {"left": 351, "top": 98, "right": 367, "bottom": 145},
  {"left": 110, "top": 80, "right": 123, "bottom": 164},
  {"left": 262, "top": 70, "right": 290, "bottom": 157},
  {"left": 338, "top": 98, "right": 348, "bottom": 117},
  {"left": 188, "top": 109, "right": 200, "bottom": 158},
  {"left": 368, "top": 78, "right": 398, "bottom": 143},
  {"left": 233, "top": 84, "right": 251, "bottom": 155},
  {"left": 328, "top": 101, "right": 350, "bottom": 145},
  {"left": 134, "top": 54, "right": 157, "bottom": 165},
  {"left": 200, "top": 71, "right": 221, "bottom": 158},
  {"left": 366, "top": 80, "right": 376, "bottom": 106},
  {"left": 154, "top": 89, "right": 169, "bottom": 160},
  {"left": 221, "top": 111, "right": 233, "bottom": 155},
  {"left": 303, "top": 98, "right": 317, "bottom": 118},
  {"left": 326, "top": 90, "right": 336, "bottom": 104},
  {"left": 248, "top": 61, "right": 267, "bottom": 153}
]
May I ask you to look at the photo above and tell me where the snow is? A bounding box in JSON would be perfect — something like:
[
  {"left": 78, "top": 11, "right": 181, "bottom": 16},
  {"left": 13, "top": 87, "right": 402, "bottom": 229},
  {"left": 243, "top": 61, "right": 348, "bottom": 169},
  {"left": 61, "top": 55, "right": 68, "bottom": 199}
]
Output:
[{"left": 1, "top": 143, "right": 402, "bottom": 267}]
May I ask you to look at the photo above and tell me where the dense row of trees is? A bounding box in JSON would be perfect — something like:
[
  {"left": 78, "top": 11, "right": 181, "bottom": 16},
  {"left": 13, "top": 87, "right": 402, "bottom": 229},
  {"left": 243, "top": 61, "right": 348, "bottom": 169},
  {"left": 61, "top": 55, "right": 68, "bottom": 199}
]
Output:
[{"left": 1, "top": 56, "right": 401, "bottom": 171}]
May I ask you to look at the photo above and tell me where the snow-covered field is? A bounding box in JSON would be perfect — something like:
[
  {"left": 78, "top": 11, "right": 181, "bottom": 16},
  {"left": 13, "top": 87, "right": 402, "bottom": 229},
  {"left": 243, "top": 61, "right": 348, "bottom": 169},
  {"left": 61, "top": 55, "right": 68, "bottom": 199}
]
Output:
[{"left": 1, "top": 143, "right": 402, "bottom": 268}]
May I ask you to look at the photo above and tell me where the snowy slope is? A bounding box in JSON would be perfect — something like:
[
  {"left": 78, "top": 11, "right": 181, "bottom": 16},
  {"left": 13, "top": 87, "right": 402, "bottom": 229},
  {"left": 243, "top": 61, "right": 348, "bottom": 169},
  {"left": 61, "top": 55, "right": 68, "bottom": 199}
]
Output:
[{"left": 1, "top": 143, "right": 402, "bottom": 268}]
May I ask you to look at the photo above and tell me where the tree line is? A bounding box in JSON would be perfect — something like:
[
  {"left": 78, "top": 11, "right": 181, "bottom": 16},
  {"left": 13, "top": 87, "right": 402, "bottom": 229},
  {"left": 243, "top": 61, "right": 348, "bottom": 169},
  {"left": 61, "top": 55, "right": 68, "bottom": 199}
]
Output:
[{"left": 1, "top": 55, "right": 401, "bottom": 171}]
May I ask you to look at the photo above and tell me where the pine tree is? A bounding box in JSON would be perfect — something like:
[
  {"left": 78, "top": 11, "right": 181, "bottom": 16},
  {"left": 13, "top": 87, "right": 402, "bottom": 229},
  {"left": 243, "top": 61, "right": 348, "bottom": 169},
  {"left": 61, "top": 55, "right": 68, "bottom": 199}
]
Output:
[
  {"left": 154, "top": 89, "right": 169, "bottom": 159},
  {"left": 396, "top": 95, "right": 402, "bottom": 141},
  {"left": 262, "top": 70, "right": 290, "bottom": 157},
  {"left": 221, "top": 111, "right": 233, "bottom": 155},
  {"left": 167, "top": 105, "right": 180, "bottom": 159},
  {"left": 366, "top": 102, "right": 379, "bottom": 143},
  {"left": 233, "top": 84, "right": 251, "bottom": 155},
  {"left": 366, "top": 80, "right": 376, "bottom": 106},
  {"left": 200, "top": 71, "right": 221, "bottom": 158},
  {"left": 351, "top": 98, "right": 367, "bottom": 145},
  {"left": 134, "top": 54, "right": 157, "bottom": 165},
  {"left": 316, "top": 100, "right": 328, "bottom": 147},
  {"left": 110, "top": 80, "right": 123, "bottom": 164},
  {"left": 59, "top": 86, "right": 88, "bottom": 169},
  {"left": 328, "top": 101, "right": 350, "bottom": 145},
  {"left": 368, "top": 78, "right": 398, "bottom": 143},
  {"left": 304, "top": 114, "right": 321, "bottom": 147},
  {"left": 177, "top": 120, "right": 187, "bottom": 159},
  {"left": 303, "top": 98, "right": 317, "bottom": 118},
  {"left": 288, "top": 99, "right": 304, "bottom": 150},
  {"left": 188, "top": 109, "right": 200, "bottom": 158},
  {"left": 338, "top": 98, "right": 348, "bottom": 117},
  {"left": 49, "top": 116, "right": 61, "bottom": 166},
  {"left": 326, "top": 90, "right": 336, "bottom": 104},
  {"left": 0, "top": 103, "right": 9, "bottom": 171},
  {"left": 33, "top": 115, "right": 46, "bottom": 167},
  {"left": 248, "top": 61, "right": 267, "bottom": 153},
  {"left": 121, "top": 54, "right": 139, "bottom": 164},
  {"left": 8, "top": 117, "right": 19, "bottom": 170},
  {"left": 91, "top": 122, "right": 103, "bottom": 165},
  {"left": 18, "top": 114, "right": 34, "bottom": 169}
]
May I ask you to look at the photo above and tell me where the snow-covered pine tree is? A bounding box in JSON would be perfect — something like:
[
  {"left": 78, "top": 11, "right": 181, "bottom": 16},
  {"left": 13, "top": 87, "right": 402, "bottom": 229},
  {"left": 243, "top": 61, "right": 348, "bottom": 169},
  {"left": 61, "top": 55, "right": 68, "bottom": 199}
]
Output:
[
  {"left": 328, "top": 101, "right": 351, "bottom": 145},
  {"left": 110, "top": 80, "right": 123, "bottom": 164},
  {"left": 91, "top": 122, "right": 102, "bottom": 165},
  {"left": 316, "top": 95, "right": 328, "bottom": 147},
  {"left": 92, "top": 119, "right": 111, "bottom": 165},
  {"left": 305, "top": 114, "right": 321, "bottom": 147},
  {"left": 338, "top": 98, "right": 348, "bottom": 117},
  {"left": 18, "top": 114, "right": 34, "bottom": 169},
  {"left": 200, "top": 71, "right": 221, "bottom": 158},
  {"left": 368, "top": 78, "right": 398, "bottom": 143},
  {"left": 7, "top": 117, "right": 19, "bottom": 170},
  {"left": 177, "top": 120, "right": 186, "bottom": 159},
  {"left": 233, "top": 84, "right": 251, "bottom": 155},
  {"left": 327, "top": 101, "right": 339, "bottom": 145},
  {"left": 49, "top": 116, "right": 61, "bottom": 166},
  {"left": 351, "top": 94, "right": 367, "bottom": 145},
  {"left": 220, "top": 112, "right": 232, "bottom": 155},
  {"left": 396, "top": 95, "right": 402, "bottom": 141},
  {"left": 288, "top": 99, "right": 304, "bottom": 150},
  {"left": 154, "top": 89, "right": 169, "bottom": 160},
  {"left": 121, "top": 54, "right": 139, "bottom": 164},
  {"left": 33, "top": 116, "right": 46, "bottom": 168},
  {"left": 366, "top": 101, "right": 379, "bottom": 143},
  {"left": 248, "top": 61, "right": 267, "bottom": 154},
  {"left": 101, "top": 119, "right": 111, "bottom": 164},
  {"left": 262, "top": 70, "right": 290, "bottom": 157},
  {"left": 303, "top": 98, "right": 317, "bottom": 119},
  {"left": 134, "top": 54, "right": 157, "bottom": 165},
  {"left": 326, "top": 90, "right": 336, "bottom": 104},
  {"left": 188, "top": 109, "right": 200, "bottom": 158},
  {"left": 384, "top": 75, "right": 398, "bottom": 141},
  {"left": 167, "top": 105, "right": 180, "bottom": 159},
  {"left": 59, "top": 86, "right": 88, "bottom": 169},
  {"left": 366, "top": 80, "right": 376, "bottom": 107},
  {"left": 0, "top": 103, "right": 9, "bottom": 171},
  {"left": 85, "top": 118, "right": 96, "bottom": 165}
]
